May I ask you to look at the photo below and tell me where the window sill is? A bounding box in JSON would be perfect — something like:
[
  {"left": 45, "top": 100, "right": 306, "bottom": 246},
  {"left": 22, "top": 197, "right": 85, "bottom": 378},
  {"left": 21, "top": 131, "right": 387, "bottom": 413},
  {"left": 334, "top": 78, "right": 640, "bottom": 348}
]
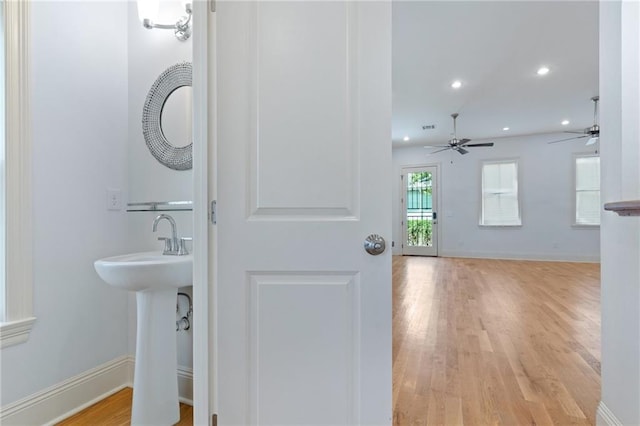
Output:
[
  {"left": 572, "top": 223, "right": 600, "bottom": 229},
  {"left": 0, "top": 317, "right": 36, "bottom": 349},
  {"left": 478, "top": 224, "right": 523, "bottom": 228}
]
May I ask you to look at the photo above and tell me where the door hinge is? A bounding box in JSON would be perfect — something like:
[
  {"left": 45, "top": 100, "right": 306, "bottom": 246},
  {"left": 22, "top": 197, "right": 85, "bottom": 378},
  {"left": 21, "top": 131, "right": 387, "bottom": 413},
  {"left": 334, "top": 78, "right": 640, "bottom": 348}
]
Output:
[
  {"left": 210, "top": 200, "right": 217, "bottom": 224},
  {"left": 401, "top": 221, "right": 404, "bottom": 226},
  {"left": 210, "top": 0, "right": 216, "bottom": 12},
  {"left": 212, "top": 413, "right": 218, "bottom": 426}
]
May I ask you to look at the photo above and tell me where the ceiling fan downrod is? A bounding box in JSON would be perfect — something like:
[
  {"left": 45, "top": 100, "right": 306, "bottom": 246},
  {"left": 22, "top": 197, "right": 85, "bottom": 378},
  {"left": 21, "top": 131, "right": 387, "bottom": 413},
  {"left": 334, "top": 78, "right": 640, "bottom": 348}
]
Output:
[{"left": 451, "top": 113, "right": 459, "bottom": 142}]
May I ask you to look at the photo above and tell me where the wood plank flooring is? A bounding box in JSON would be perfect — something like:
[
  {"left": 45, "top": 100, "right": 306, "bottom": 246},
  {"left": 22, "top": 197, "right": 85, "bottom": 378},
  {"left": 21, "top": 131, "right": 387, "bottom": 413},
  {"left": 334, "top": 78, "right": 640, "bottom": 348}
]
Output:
[
  {"left": 56, "top": 387, "right": 192, "bottom": 426},
  {"left": 57, "top": 256, "right": 600, "bottom": 425},
  {"left": 393, "top": 256, "right": 601, "bottom": 426}
]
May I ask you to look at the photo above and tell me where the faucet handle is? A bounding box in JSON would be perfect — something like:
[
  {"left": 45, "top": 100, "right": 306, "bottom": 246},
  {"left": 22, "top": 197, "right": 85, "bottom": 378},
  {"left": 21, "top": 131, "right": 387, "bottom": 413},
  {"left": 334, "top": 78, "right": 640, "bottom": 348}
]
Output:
[
  {"left": 178, "top": 237, "right": 192, "bottom": 255},
  {"left": 157, "top": 237, "right": 173, "bottom": 254}
]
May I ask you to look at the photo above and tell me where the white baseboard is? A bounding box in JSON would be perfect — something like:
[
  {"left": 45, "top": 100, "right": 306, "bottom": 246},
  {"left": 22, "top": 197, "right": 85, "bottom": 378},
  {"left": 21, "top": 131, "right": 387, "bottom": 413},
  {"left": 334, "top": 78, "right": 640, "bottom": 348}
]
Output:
[
  {"left": 1, "top": 355, "right": 194, "bottom": 425},
  {"left": 0, "top": 355, "right": 130, "bottom": 426},
  {"left": 438, "top": 249, "right": 600, "bottom": 263},
  {"left": 391, "top": 250, "right": 599, "bottom": 262},
  {"left": 125, "top": 356, "right": 194, "bottom": 405},
  {"left": 596, "top": 401, "right": 623, "bottom": 426},
  {"left": 178, "top": 365, "right": 194, "bottom": 405}
]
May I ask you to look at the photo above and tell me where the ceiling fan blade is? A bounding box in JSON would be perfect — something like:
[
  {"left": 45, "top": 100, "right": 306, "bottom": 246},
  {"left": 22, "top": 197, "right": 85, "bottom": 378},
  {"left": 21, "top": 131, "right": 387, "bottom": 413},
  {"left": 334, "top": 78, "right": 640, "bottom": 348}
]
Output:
[
  {"left": 457, "top": 148, "right": 469, "bottom": 155},
  {"left": 424, "top": 145, "right": 451, "bottom": 148},
  {"left": 464, "top": 143, "right": 494, "bottom": 147},
  {"left": 458, "top": 138, "right": 472, "bottom": 145},
  {"left": 564, "top": 130, "right": 587, "bottom": 134},
  {"left": 548, "top": 135, "right": 588, "bottom": 144},
  {"left": 429, "top": 147, "right": 451, "bottom": 154},
  {"left": 586, "top": 136, "right": 599, "bottom": 146}
]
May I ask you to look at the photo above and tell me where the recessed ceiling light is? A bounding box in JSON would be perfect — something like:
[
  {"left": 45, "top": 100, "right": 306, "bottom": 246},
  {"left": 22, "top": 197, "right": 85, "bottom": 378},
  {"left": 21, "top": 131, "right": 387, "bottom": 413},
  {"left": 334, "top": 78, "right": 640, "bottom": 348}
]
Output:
[
  {"left": 403, "top": 136, "right": 410, "bottom": 142},
  {"left": 537, "top": 66, "right": 550, "bottom": 76},
  {"left": 502, "top": 127, "right": 510, "bottom": 131},
  {"left": 451, "top": 80, "right": 462, "bottom": 89},
  {"left": 561, "top": 120, "right": 570, "bottom": 126}
]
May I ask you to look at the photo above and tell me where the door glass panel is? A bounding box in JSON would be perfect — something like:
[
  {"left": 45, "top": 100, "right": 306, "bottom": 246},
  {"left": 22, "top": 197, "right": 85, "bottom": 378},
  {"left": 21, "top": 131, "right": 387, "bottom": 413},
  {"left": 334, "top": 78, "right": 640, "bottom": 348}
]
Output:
[{"left": 406, "top": 171, "right": 433, "bottom": 247}]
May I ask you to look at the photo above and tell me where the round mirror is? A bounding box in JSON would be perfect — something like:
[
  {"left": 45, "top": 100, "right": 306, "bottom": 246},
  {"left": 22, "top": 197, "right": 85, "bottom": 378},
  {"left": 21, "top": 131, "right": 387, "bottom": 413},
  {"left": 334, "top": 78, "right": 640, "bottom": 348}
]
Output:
[
  {"left": 160, "top": 86, "right": 192, "bottom": 148},
  {"left": 142, "top": 62, "right": 192, "bottom": 170}
]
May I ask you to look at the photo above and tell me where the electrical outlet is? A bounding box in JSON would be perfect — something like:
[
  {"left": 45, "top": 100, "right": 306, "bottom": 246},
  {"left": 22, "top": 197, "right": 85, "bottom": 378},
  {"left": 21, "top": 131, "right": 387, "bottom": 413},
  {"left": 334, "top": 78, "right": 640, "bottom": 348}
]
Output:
[{"left": 107, "top": 189, "right": 122, "bottom": 211}]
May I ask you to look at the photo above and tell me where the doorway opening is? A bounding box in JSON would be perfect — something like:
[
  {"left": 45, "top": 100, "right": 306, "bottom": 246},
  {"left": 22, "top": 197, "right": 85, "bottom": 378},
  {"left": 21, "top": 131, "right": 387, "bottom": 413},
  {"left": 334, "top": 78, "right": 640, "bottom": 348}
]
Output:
[{"left": 401, "top": 165, "right": 438, "bottom": 256}]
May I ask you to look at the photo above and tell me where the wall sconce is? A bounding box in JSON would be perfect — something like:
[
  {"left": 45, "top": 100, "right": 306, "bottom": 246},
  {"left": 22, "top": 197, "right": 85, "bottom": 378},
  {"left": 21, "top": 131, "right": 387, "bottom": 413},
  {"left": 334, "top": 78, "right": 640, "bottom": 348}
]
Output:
[{"left": 137, "top": 0, "right": 192, "bottom": 41}]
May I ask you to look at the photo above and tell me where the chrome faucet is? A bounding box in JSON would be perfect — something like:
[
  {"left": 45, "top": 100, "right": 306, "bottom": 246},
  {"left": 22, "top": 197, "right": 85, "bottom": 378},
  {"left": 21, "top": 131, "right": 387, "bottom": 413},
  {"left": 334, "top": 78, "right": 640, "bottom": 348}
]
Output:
[{"left": 152, "top": 214, "right": 190, "bottom": 255}]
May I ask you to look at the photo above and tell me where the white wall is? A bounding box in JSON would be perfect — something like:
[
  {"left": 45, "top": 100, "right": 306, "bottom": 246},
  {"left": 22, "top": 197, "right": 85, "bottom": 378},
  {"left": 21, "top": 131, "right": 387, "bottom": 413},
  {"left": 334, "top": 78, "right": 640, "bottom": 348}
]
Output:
[
  {"left": 126, "top": 2, "right": 193, "bottom": 370},
  {"left": 0, "top": 1, "right": 130, "bottom": 405},
  {"left": 598, "top": 1, "right": 640, "bottom": 424},
  {"left": 127, "top": 1, "right": 192, "bottom": 203},
  {"left": 392, "top": 133, "right": 600, "bottom": 261}
]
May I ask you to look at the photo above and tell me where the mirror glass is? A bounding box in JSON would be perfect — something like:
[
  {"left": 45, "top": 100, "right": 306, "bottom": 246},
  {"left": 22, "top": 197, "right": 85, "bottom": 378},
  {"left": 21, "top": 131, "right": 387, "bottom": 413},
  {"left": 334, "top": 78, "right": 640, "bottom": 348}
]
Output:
[{"left": 160, "top": 86, "right": 192, "bottom": 149}]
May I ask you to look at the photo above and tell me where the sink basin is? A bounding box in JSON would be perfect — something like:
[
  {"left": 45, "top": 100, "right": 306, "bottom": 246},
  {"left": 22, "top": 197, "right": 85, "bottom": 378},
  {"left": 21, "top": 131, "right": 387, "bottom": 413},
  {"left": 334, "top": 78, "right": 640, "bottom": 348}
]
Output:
[
  {"left": 94, "top": 251, "right": 193, "bottom": 425},
  {"left": 94, "top": 251, "right": 192, "bottom": 292}
]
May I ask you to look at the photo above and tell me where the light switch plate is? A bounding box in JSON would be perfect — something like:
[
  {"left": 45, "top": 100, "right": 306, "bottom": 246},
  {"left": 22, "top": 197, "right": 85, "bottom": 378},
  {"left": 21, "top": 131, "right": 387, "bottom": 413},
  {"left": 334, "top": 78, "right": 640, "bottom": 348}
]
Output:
[{"left": 107, "top": 189, "right": 122, "bottom": 211}]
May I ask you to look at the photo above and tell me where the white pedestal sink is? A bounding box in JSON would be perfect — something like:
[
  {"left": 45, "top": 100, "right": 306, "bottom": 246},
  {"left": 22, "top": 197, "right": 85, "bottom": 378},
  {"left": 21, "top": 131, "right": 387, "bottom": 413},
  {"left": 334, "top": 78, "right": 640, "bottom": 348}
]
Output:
[{"left": 94, "top": 252, "right": 192, "bottom": 426}]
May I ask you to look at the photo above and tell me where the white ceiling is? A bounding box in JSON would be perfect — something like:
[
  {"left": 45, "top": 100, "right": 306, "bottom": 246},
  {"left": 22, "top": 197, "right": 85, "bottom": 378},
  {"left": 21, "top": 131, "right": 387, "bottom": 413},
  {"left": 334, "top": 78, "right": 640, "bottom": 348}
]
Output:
[{"left": 392, "top": 1, "right": 599, "bottom": 148}]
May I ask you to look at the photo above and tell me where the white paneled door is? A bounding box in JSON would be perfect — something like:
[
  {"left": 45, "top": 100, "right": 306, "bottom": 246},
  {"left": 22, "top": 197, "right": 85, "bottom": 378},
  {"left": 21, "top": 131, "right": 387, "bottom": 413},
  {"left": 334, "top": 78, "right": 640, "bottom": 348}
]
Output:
[{"left": 214, "top": 1, "right": 392, "bottom": 425}]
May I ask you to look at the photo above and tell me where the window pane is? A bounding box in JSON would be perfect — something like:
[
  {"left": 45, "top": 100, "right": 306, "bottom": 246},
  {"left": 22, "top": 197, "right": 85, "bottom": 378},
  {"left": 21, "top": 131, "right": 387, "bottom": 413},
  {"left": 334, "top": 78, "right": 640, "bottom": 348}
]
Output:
[
  {"left": 576, "top": 157, "right": 600, "bottom": 190},
  {"left": 576, "top": 190, "right": 600, "bottom": 225},
  {"left": 481, "top": 161, "right": 520, "bottom": 226},
  {"left": 499, "top": 163, "right": 517, "bottom": 191},
  {"left": 575, "top": 156, "right": 600, "bottom": 225},
  {"left": 483, "top": 164, "right": 502, "bottom": 192}
]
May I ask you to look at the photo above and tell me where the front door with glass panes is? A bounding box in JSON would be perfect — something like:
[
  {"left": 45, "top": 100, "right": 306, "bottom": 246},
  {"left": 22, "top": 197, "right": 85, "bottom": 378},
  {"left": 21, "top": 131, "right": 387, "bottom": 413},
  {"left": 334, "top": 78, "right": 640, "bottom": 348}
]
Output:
[{"left": 402, "top": 166, "right": 438, "bottom": 256}]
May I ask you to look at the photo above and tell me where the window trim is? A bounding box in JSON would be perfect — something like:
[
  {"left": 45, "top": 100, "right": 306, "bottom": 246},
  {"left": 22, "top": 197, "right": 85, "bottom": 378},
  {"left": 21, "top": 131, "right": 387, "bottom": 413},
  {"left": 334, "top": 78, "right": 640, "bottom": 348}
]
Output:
[
  {"left": 0, "top": 0, "right": 35, "bottom": 349},
  {"left": 479, "top": 158, "right": 522, "bottom": 227},
  {"left": 572, "top": 152, "right": 601, "bottom": 228}
]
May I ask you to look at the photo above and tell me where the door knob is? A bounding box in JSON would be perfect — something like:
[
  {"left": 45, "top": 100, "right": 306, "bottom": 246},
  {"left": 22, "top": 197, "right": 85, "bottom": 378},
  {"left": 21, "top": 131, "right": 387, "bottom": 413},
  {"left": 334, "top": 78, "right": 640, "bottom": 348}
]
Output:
[{"left": 364, "top": 234, "right": 386, "bottom": 255}]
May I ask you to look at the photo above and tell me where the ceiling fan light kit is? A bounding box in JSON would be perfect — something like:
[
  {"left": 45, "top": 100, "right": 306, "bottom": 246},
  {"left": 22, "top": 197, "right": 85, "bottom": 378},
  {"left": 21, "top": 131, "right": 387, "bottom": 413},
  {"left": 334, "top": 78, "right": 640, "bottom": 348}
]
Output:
[
  {"left": 427, "top": 113, "right": 495, "bottom": 155},
  {"left": 548, "top": 96, "right": 600, "bottom": 145}
]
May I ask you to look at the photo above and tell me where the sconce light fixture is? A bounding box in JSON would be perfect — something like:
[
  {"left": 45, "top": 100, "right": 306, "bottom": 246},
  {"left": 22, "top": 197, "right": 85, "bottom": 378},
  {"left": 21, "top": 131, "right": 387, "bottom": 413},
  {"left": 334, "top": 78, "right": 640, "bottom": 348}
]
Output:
[{"left": 137, "top": 0, "right": 192, "bottom": 41}]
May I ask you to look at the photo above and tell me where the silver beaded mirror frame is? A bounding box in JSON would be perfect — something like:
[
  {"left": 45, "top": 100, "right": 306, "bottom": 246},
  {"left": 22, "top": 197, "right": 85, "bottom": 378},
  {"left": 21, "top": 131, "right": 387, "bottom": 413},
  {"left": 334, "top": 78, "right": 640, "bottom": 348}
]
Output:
[{"left": 142, "top": 62, "right": 192, "bottom": 171}]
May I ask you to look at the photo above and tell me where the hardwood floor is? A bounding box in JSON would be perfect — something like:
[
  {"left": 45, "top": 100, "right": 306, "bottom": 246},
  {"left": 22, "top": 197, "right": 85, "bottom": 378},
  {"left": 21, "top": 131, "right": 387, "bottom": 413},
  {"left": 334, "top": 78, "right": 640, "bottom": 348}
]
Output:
[
  {"left": 393, "top": 256, "right": 601, "bottom": 426},
  {"left": 56, "top": 387, "right": 192, "bottom": 426},
  {"left": 57, "top": 256, "right": 600, "bottom": 425}
]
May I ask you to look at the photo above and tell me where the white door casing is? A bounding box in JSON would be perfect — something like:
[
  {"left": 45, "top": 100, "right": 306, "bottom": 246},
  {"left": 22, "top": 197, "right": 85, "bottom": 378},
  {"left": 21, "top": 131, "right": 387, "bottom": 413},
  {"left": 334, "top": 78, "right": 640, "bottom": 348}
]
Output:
[
  {"left": 214, "top": 1, "right": 392, "bottom": 425},
  {"left": 401, "top": 165, "right": 439, "bottom": 257}
]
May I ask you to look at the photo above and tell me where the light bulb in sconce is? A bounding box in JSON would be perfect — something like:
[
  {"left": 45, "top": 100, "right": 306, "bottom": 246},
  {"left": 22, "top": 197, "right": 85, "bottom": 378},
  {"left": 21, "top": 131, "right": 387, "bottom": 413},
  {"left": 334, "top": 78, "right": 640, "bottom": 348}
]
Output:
[
  {"left": 137, "top": 0, "right": 192, "bottom": 41},
  {"left": 180, "top": 0, "right": 192, "bottom": 14},
  {"left": 137, "top": 0, "right": 159, "bottom": 29}
]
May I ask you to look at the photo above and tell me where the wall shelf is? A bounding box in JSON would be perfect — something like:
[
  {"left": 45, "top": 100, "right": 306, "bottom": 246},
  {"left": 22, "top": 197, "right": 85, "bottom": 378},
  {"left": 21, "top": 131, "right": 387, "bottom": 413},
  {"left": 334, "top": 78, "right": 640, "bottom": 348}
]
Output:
[
  {"left": 604, "top": 200, "right": 640, "bottom": 217},
  {"left": 127, "top": 201, "right": 193, "bottom": 212}
]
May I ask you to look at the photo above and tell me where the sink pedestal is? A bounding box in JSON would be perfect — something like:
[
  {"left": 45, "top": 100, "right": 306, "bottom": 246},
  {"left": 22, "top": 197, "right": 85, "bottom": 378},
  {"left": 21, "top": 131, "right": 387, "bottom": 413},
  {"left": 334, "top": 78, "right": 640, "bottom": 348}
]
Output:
[
  {"left": 93, "top": 251, "right": 192, "bottom": 425},
  {"left": 131, "top": 288, "right": 180, "bottom": 426}
]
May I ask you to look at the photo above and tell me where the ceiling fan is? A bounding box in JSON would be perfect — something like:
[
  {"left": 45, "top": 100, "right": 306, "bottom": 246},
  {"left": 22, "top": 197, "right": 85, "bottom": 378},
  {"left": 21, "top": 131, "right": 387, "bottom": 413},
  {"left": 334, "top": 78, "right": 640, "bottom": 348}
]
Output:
[
  {"left": 549, "top": 96, "right": 600, "bottom": 145},
  {"left": 427, "top": 113, "right": 494, "bottom": 155}
]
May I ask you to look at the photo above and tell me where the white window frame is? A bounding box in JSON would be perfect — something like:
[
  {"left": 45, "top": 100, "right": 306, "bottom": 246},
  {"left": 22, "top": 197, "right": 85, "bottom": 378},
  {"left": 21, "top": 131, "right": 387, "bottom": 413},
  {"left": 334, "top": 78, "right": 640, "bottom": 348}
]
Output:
[
  {"left": 479, "top": 158, "right": 522, "bottom": 227},
  {"left": 0, "top": 0, "right": 35, "bottom": 349},
  {"left": 573, "top": 152, "right": 601, "bottom": 228}
]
